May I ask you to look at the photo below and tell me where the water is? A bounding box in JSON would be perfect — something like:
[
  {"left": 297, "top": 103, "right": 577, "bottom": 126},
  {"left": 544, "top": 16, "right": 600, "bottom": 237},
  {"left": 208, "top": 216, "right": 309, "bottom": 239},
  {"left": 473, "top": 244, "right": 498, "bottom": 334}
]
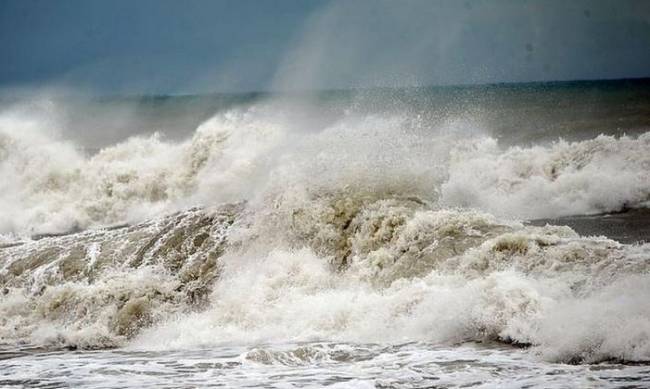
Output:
[
  {"left": 1, "top": 79, "right": 650, "bottom": 388},
  {"left": 2, "top": 343, "right": 650, "bottom": 388}
]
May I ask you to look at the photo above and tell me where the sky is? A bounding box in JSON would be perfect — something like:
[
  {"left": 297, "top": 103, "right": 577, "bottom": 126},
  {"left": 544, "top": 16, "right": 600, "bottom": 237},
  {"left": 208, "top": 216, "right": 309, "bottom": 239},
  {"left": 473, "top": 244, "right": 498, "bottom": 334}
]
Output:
[{"left": 1, "top": 0, "right": 650, "bottom": 94}]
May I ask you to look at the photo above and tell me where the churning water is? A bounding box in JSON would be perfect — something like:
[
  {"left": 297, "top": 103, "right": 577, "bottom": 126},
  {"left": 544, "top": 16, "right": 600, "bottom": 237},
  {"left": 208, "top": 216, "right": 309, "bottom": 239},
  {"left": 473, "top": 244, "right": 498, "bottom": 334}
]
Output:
[{"left": 1, "top": 80, "right": 650, "bottom": 388}]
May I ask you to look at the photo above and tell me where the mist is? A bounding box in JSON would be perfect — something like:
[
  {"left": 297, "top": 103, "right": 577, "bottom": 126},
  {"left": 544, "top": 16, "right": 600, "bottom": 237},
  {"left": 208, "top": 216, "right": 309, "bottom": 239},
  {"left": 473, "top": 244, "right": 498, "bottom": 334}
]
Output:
[{"left": 271, "top": 0, "right": 650, "bottom": 91}]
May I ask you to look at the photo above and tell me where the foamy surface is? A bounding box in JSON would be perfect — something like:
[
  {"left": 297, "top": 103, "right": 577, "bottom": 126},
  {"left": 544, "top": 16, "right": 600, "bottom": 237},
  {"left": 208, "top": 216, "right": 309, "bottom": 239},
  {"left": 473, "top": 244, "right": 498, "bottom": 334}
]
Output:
[
  {"left": 2, "top": 342, "right": 649, "bottom": 388},
  {"left": 1, "top": 83, "right": 649, "bottom": 387}
]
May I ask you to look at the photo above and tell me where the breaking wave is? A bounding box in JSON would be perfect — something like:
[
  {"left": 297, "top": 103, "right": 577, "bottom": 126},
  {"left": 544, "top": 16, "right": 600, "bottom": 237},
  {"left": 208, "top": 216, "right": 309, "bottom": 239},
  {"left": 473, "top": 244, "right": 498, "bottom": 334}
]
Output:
[
  {"left": 2, "top": 100, "right": 649, "bottom": 236},
  {"left": 1, "top": 98, "right": 650, "bottom": 364}
]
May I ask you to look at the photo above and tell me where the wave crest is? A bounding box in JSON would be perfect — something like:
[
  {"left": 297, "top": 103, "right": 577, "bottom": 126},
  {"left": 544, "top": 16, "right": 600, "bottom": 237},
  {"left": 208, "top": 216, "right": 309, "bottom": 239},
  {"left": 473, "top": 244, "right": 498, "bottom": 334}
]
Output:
[{"left": 1, "top": 100, "right": 650, "bottom": 364}]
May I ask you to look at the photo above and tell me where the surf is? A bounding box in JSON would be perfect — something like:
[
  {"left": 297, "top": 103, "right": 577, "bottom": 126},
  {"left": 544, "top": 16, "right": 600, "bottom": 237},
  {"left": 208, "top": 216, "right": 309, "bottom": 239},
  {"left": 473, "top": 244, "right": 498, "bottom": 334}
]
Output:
[{"left": 1, "top": 85, "right": 650, "bottom": 366}]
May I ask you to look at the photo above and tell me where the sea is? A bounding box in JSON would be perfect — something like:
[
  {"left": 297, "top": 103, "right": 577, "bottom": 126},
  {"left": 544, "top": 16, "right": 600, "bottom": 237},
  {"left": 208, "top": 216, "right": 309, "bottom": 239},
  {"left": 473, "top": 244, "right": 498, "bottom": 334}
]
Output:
[{"left": 1, "top": 79, "right": 650, "bottom": 388}]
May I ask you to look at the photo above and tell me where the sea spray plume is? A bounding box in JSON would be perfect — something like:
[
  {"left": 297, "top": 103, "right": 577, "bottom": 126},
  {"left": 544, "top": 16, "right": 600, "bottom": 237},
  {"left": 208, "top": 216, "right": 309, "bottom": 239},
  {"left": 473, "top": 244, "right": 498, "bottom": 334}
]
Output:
[
  {"left": 0, "top": 94, "right": 463, "bottom": 237},
  {"left": 271, "top": 0, "right": 650, "bottom": 92},
  {"left": 3, "top": 88, "right": 650, "bottom": 237},
  {"left": 0, "top": 86, "right": 156, "bottom": 149},
  {"left": 270, "top": 0, "right": 467, "bottom": 91},
  {"left": 0, "top": 102, "right": 85, "bottom": 234},
  {"left": 0, "top": 100, "right": 277, "bottom": 236}
]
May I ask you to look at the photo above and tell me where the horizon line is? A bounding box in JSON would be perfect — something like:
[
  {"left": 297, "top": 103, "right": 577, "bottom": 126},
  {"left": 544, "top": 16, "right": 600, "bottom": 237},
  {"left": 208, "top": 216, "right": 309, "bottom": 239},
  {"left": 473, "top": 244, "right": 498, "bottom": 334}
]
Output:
[{"left": 1, "top": 76, "right": 649, "bottom": 100}]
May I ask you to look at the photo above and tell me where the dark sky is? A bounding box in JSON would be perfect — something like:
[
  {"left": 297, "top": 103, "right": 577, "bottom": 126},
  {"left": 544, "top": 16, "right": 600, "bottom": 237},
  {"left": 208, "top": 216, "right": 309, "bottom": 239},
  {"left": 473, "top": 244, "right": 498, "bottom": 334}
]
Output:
[{"left": 1, "top": 0, "right": 650, "bottom": 94}]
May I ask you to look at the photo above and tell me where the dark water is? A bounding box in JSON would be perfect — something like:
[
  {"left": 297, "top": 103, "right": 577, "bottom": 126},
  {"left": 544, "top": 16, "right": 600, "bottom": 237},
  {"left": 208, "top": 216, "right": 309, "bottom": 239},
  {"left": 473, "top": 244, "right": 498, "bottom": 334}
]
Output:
[{"left": 530, "top": 208, "right": 650, "bottom": 244}]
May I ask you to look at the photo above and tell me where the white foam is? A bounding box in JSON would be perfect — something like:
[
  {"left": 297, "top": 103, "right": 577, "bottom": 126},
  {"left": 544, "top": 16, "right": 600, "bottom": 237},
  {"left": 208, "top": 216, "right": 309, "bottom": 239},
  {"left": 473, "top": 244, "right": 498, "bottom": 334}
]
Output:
[
  {"left": 442, "top": 134, "right": 650, "bottom": 219},
  {"left": 2, "top": 99, "right": 650, "bottom": 364},
  {"left": 131, "top": 206, "right": 650, "bottom": 363}
]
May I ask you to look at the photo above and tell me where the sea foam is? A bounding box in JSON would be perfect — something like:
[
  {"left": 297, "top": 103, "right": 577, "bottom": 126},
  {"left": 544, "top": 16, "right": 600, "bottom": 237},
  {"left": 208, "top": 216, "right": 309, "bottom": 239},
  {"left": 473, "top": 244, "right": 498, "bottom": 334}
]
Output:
[{"left": 1, "top": 98, "right": 650, "bottom": 364}]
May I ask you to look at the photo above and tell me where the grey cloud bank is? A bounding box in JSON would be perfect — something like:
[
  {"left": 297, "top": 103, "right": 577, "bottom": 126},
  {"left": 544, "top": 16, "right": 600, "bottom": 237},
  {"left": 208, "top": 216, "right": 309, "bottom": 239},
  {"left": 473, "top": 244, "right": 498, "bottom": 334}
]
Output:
[{"left": 1, "top": 0, "right": 649, "bottom": 94}]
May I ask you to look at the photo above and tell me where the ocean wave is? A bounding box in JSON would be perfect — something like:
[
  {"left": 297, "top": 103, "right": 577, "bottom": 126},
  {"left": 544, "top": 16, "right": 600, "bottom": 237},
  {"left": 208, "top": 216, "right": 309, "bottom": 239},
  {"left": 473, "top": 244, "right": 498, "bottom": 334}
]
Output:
[
  {"left": 1, "top": 100, "right": 650, "bottom": 364},
  {"left": 1, "top": 196, "right": 649, "bottom": 363},
  {"left": 1, "top": 100, "right": 649, "bottom": 238},
  {"left": 442, "top": 133, "right": 650, "bottom": 218}
]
